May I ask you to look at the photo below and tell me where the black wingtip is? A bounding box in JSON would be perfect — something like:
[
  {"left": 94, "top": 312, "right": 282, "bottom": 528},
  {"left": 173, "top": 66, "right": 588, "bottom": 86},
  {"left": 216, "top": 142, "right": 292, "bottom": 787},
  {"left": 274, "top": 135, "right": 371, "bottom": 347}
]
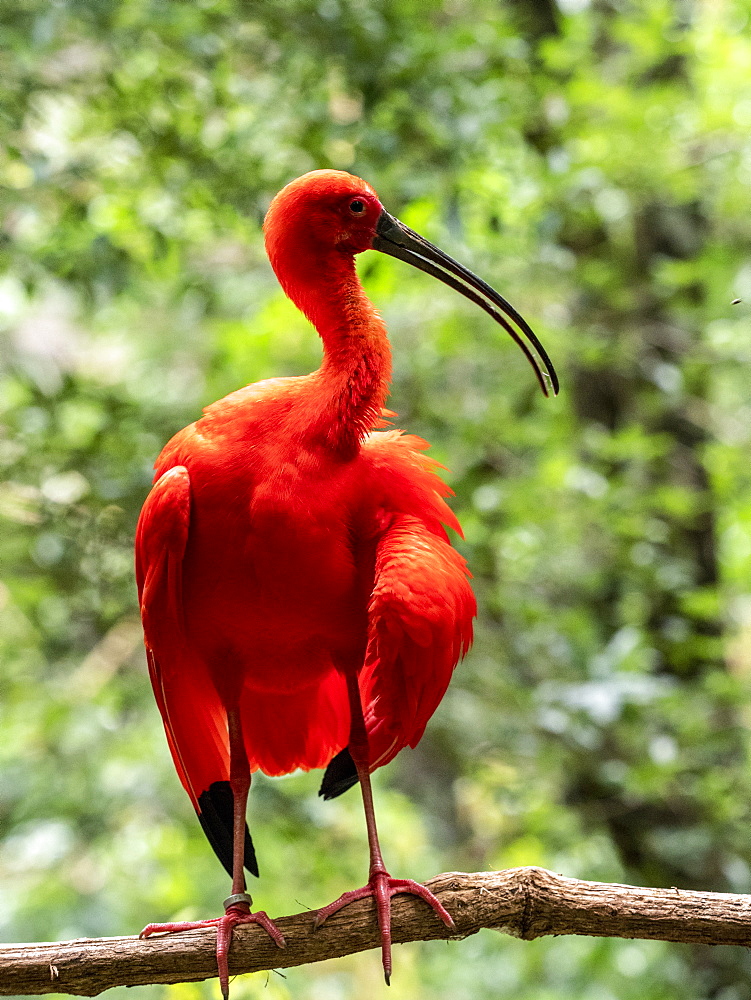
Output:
[
  {"left": 319, "top": 747, "right": 359, "bottom": 801},
  {"left": 197, "top": 781, "right": 259, "bottom": 878}
]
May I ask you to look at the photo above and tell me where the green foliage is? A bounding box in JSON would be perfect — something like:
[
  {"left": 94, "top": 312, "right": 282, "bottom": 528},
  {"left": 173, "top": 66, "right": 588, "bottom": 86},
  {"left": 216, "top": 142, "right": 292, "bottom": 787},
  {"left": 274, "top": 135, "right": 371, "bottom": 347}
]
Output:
[{"left": 2, "top": 1, "right": 751, "bottom": 997}]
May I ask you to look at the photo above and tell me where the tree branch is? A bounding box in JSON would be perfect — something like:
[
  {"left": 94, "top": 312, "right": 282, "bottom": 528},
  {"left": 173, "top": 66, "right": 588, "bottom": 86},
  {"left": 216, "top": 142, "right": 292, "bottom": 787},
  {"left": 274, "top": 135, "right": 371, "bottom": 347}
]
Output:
[{"left": 4, "top": 867, "right": 751, "bottom": 996}]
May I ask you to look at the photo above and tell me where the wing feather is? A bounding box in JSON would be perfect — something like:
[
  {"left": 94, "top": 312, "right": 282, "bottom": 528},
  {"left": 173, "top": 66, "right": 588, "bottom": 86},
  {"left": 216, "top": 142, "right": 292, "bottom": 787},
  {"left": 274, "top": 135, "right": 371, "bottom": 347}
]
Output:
[
  {"left": 360, "top": 512, "right": 476, "bottom": 771},
  {"left": 136, "top": 466, "right": 258, "bottom": 876}
]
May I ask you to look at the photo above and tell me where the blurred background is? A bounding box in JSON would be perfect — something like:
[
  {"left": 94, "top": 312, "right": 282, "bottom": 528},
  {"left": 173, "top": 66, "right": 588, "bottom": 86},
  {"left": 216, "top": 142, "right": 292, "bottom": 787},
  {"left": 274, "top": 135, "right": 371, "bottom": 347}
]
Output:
[{"left": 2, "top": 1, "right": 751, "bottom": 998}]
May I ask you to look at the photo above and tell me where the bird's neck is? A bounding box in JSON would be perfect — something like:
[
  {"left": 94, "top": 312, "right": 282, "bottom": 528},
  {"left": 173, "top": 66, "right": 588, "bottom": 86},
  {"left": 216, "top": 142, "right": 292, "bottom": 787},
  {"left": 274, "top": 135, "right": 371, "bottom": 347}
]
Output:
[{"left": 283, "top": 254, "right": 392, "bottom": 455}]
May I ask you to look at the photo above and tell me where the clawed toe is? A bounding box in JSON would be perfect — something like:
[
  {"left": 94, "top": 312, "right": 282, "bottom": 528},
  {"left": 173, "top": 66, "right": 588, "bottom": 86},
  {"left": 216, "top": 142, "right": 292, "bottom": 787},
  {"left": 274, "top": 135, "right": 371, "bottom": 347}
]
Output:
[
  {"left": 315, "top": 873, "right": 453, "bottom": 984},
  {"left": 139, "top": 904, "right": 285, "bottom": 1000}
]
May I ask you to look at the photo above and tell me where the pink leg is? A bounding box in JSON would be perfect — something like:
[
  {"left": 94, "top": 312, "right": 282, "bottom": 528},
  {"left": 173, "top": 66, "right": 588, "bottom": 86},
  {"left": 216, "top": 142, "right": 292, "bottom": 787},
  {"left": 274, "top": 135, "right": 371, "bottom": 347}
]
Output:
[
  {"left": 139, "top": 710, "right": 285, "bottom": 998},
  {"left": 314, "top": 675, "right": 454, "bottom": 983}
]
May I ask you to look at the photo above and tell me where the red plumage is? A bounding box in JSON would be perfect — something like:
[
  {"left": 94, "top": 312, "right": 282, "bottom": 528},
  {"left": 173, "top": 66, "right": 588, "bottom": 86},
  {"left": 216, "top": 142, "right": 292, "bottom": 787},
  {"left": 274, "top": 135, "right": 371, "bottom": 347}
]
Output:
[
  {"left": 137, "top": 399, "right": 474, "bottom": 783},
  {"left": 136, "top": 169, "right": 555, "bottom": 994}
]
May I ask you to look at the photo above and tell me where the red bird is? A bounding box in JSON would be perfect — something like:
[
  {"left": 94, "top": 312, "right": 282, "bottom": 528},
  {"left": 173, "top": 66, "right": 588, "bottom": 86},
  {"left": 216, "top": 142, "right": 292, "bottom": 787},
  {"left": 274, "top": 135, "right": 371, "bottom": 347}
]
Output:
[{"left": 135, "top": 170, "right": 557, "bottom": 994}]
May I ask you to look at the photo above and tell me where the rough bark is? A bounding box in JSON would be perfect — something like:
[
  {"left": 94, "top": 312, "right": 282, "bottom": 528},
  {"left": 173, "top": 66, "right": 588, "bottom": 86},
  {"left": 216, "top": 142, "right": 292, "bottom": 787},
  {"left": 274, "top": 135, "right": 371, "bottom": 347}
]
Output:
[{"left": 3, "top": 868, "right": 751, "bottom": 996}]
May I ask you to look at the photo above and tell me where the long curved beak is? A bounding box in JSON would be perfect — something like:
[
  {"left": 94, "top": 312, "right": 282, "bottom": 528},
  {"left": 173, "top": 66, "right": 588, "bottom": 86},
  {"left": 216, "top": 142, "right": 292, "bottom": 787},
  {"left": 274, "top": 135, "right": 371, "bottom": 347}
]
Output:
[{"left": 372, "top": 210, "right": 558, "bottom": 397}]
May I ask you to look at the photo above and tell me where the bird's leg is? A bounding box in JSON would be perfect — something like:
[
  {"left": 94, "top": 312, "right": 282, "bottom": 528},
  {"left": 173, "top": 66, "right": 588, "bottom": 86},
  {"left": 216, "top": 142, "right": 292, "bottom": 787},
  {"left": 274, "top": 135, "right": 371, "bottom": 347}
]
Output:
[
  {"left": 212, "top": 711, "right": 286, "bottom": 996},
  {"left": 140, "top": 710, "right": 285, "bottom": 999},
  {"left": 314, "top": 674, "right": 454, "bottom": 983}
]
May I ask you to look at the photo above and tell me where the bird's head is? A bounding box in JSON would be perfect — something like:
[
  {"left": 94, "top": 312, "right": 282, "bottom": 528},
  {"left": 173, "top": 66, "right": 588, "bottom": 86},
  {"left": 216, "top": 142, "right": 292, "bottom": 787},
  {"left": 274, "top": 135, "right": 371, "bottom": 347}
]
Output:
[
  {"left": 264, "top": 169, "right": 383, "bottom": 258},
  {"left": 264, "top": 170, "right": 558, "bottom": 396}
]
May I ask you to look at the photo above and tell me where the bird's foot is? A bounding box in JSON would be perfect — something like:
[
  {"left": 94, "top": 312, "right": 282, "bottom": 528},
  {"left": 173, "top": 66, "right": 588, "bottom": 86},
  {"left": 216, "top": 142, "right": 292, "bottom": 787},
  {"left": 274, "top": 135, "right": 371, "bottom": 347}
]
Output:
[
  {"left": 140, "top": 893, "right": 285, "bottom": 999},
  {"left": 313, "top": 870, "right": 454, "bottom": 984}
]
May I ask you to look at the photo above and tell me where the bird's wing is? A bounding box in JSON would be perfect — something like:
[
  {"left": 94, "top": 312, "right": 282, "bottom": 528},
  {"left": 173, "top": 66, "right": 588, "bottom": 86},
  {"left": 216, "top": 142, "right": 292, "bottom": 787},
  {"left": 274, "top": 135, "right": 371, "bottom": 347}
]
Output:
[
  {"left": 136, "top": 465, "right": 257, "bottom": 876},
  {"left": 320, "top": 430, "right": 475, "bottom": 800},
  {"left": 361, "top": 511, "right": 475, "bottom": 772}
]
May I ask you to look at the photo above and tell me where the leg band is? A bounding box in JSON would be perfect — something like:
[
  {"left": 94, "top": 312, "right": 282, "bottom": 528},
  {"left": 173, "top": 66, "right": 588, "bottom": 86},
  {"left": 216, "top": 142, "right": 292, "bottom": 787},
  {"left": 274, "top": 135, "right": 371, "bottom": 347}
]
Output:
[{"left": 223, "top": 892, "right": 253, "bottom": 910}]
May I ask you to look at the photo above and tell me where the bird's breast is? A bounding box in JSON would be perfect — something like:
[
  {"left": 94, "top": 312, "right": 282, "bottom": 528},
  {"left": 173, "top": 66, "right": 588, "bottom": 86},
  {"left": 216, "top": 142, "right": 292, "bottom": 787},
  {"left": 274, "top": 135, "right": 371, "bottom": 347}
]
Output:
[{"left": 180, "top": 451, "right": 371, "bottom": 689}]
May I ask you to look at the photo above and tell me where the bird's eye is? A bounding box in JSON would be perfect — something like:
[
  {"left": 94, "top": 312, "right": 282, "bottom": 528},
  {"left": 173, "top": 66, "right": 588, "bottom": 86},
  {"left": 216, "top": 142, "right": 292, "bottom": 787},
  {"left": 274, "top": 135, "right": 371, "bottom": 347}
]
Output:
[{"left": 349, "top": 199, "right": 366, "bottom": 215}]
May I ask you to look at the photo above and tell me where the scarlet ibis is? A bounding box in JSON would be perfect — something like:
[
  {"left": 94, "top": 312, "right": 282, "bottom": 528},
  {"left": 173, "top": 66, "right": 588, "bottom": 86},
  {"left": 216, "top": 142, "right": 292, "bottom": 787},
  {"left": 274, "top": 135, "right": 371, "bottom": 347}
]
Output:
[{"left": 136, "top": 169, "right": 557, "bottom": 994}]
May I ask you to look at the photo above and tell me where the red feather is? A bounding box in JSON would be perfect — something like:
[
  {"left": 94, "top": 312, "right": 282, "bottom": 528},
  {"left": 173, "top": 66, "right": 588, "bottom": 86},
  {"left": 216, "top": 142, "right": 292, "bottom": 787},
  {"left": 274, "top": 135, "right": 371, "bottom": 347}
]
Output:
[
  {"left": 136, "top": 466, "right": 230, "bottom": 808},
  {"left": 137, "top": 419, "right": 473, "bottom": 787},
  {"left": 134, "top": 169, "right": 553, "bottom": 989}
]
